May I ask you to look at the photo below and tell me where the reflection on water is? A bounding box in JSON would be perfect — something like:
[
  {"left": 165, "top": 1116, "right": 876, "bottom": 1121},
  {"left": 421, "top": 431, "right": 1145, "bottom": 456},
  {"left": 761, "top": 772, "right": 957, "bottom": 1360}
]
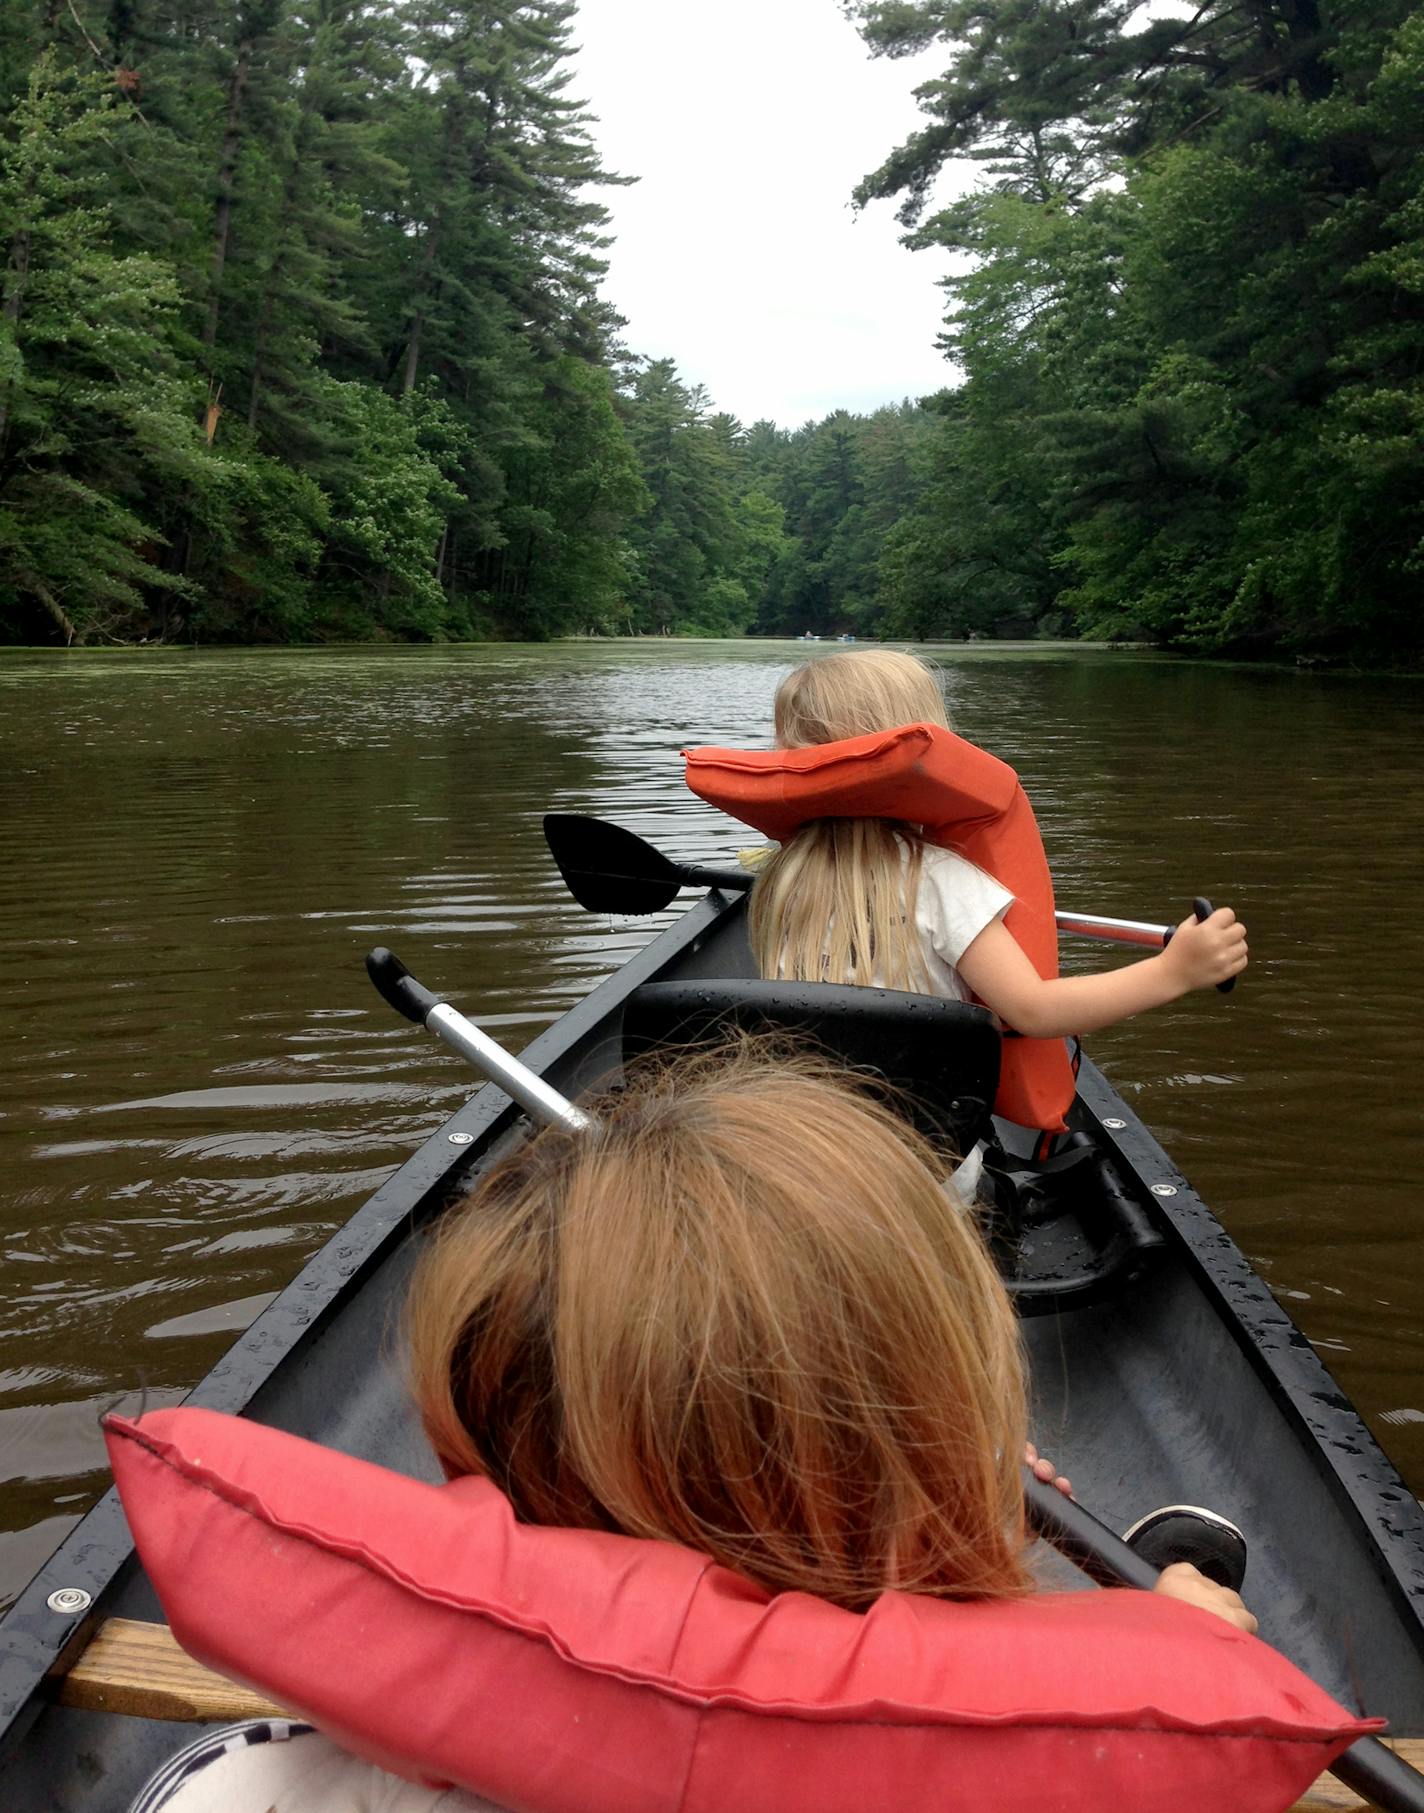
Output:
[{"left": 1, "top": 642, "right": 1422, "bottom": 1603}]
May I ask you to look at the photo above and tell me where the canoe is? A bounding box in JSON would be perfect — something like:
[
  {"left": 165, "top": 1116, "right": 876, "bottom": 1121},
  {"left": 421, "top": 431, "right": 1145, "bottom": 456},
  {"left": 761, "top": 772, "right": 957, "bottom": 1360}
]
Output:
[{"left": 2, "top": 882, "right": 1424, "bottom": 1810}]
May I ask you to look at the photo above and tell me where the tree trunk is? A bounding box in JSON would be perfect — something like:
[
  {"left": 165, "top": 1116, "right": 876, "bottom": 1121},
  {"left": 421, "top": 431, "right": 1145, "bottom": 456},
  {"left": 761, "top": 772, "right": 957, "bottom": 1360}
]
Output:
[
  {"left": 245, "top": 339, "right": 266, "bottom": 428},
  {"left": 400, "top": 90, "right": 454, "bottom": 395},
  {"left": 401, "top": 308, "right": 424, "bottom": 396},
  {"left": 246, "top": 269, "right": 283, "bottom": 429},
  {"left": 2, "top": 227, "right": 30, "bottom": 329},
  {"left": 0, "top": 227, "right": 32, "bottom": 447},
  {"left": 401, "top": 214, "right": 440, "bottom": 396},
  {"left": 33, "top": 578, "right": 78, "bottom": 645},
  {"left": 1277, "top": 0, "right": 1333, "bottom": 102},
  {"left": 249, "top": 84, "right": 324, "bottom": 429},
  {"left": 204, "top": 31, "right": 256, "bottom": 360}
]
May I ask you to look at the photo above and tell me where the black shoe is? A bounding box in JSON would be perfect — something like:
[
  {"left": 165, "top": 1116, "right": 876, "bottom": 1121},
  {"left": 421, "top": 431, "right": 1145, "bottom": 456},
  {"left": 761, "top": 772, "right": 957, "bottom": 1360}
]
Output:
[{"left": 1122, "top": 1505, "right": 1248, "bottom": 1592}]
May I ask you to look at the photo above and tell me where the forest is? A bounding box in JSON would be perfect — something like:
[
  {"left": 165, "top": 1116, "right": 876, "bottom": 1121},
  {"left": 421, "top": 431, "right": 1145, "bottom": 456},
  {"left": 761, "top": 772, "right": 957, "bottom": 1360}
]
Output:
[{"left": 0, "top": 1, "right": 1421, "bottom": 660}]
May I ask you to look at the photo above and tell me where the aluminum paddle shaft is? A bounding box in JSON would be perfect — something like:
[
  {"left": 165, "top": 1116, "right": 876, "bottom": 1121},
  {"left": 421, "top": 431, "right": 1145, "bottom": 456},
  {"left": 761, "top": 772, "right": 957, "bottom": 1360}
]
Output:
[
  {"left": 1055, "top": 909, "right": 1169, "bottom": 949},
  {"left": 364, "top": 948, "right": 591, "bottom": 1134}
]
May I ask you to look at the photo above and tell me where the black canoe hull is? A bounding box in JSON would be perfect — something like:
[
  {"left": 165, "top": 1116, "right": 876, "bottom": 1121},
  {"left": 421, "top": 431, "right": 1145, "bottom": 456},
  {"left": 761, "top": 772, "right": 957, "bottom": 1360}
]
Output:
[{"left": 4, "top": 889, "right": 1423, "bottom": 1810}]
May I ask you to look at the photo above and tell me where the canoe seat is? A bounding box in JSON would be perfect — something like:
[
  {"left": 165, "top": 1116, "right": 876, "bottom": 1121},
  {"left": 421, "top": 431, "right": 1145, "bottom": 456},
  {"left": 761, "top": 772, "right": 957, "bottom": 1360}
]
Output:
[
  {"left": 59, "top": 1618, "right": 288, "bottom": 1722},
  {"left": 623, "top": 978, "right": 1164, "bottom": 1316},
  {"left": 622, "top": 978, "right": 999, "bottom": 1158}
]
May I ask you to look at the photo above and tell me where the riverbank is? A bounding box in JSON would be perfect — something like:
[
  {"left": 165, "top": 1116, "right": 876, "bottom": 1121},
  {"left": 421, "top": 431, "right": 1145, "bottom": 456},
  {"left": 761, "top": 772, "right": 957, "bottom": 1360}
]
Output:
[{"left": 6, "top": 635, "right": 1421, "bottom": 677}]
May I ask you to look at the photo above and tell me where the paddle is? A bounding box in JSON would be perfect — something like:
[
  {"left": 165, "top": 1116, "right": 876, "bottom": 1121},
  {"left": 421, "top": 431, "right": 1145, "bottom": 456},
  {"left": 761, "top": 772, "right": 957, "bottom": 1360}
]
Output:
[
  {"left": 365, "top": 948, "right": 591, "bottom": 1133},
  {"left": 544, "top": 812, "right": 752, "bottom": 915},
  {"left": 544, "top": 812, "right": 1220, "bottom": 960},
  {"left": 367, "top": 947, "right": 1422, "bottom": 1813}
]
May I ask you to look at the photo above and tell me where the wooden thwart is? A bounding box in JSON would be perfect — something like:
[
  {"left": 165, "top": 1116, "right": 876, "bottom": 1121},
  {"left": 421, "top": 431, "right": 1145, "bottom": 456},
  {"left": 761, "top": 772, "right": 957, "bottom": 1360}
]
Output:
[
  {"left": 56, "top": 1619, "right": 1424, "bottom": 1810},
  {"left": 1292, "top": 1744, "right": 1424, "bottom": 1810},
  {"left": 59, "top": 1619, "right": 288, "bottom": 1723},
  {"left": 1293, "top": 1748, "right": 1424, "bottom": 1812}
]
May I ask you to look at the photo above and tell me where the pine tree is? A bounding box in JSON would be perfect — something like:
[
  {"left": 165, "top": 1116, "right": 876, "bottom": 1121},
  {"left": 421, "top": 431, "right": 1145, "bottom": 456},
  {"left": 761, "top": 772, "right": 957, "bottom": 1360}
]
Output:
[
  {"left": 0, "top": 55, "right": 212, "bottom": 642},
  {"left": 849, "top": 0, "right": 1424, "bottom": 659},
  {"left": 480, "top": 353, "right": 647, "bottom": 637},
  {"left": 620, "top": 360, "right": 759, "bottom": 634}
]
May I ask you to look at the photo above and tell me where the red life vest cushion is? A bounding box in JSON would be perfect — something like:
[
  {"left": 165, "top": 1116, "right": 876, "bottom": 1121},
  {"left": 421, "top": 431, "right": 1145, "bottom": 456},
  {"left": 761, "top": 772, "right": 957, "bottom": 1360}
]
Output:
[
  {"left": 105, "top": 1408, "right": 1375, "bottom": 1813},
  {"left": 684, "top": 722, "right": 1074, "bottom": 1131}
]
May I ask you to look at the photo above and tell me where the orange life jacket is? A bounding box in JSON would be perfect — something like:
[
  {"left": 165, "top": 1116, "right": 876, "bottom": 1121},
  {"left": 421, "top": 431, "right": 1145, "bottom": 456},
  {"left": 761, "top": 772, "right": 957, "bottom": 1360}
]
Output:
[{"left": 683, "top": 721, "right": 1074, "bottom": 1133}]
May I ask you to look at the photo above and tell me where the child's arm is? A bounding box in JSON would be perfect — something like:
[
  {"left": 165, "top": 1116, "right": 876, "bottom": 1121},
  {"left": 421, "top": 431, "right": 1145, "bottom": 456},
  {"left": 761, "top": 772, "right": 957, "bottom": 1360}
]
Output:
[{"left": 955, "top": 908, "right": 1248, "bottom": 1040}]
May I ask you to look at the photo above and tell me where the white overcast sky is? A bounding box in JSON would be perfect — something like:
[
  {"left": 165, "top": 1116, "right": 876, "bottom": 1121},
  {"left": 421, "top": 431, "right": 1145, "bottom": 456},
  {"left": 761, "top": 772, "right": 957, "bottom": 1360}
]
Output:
[{"left": 570, "top": 0, "right": 971, "bottom": 428}]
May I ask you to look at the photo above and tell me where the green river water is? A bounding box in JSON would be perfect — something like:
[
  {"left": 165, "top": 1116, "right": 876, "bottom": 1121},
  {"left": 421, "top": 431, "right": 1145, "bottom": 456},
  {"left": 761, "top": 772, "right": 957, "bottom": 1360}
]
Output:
[{"left": 1, "top": 640, "right": 1421, "bottom": 1607}]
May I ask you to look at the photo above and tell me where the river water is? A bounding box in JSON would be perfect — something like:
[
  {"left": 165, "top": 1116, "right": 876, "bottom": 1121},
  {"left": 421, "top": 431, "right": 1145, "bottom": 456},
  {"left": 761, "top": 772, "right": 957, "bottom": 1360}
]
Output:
[{"left": 1, "top": 641, "right": 1421, "bottom": 1606}]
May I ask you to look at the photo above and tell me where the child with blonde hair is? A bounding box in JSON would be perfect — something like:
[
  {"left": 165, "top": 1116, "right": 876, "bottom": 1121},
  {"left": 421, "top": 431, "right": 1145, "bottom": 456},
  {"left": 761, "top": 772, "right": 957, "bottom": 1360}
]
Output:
[
  {"left": 749, "top": 648, "right": 1248, "bottom": 1034},
  {"left": 406, "top": 1044, "right": 1250, "bottom": 1627}
]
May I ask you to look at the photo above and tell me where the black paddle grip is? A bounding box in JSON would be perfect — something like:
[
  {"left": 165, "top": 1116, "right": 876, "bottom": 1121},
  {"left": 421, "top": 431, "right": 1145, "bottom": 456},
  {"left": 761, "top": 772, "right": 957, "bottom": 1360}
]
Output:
[
  {"left": 1022, "top": 1471, "right": 1159, "bottom": 1590},
  {"left": 1193, "top": 896, "right": 1237, "bottom": 995},
  {"left": 366, "top": 947, "right": 442, "bottom": 1026},
  {"left": 683, "top": 863, "right": 755, "bottom": 894}
]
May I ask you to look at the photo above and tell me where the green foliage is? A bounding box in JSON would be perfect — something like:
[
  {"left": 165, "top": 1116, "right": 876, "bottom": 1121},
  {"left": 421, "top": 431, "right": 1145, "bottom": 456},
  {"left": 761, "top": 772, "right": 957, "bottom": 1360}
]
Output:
[
  {"left": 483, "top": 355, "right": 649, "bottom": 638},
  {"left": 6, "top": 0, "right": 1423, "bottom": 658},
  {"left": 308, "top": 382, "right": 461, "bottom": 639},
  {"left": 617, "top": 361, "right": 784, "bottom": 637},
  {"left": 0, "top": 0, "right": 652, "bottom": 645},
  {"left": 747, "top": 403, "right": 936, "bottom": 636},
  {"left": 184, "top": 443, "right": 327, "bottom": 642},
  {"left": 0, "top": 56, "right": 210, "bottom": 643},
  {"left": 843, "top": 0, "right": 1424, "bottom": 662}
]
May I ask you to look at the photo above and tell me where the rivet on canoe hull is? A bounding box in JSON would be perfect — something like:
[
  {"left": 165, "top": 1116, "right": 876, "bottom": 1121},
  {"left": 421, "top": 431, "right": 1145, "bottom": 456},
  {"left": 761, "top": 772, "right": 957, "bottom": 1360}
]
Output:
[
  {"left": 1102, "top": 1118, "right": 1127, "bottom": 1130},
  {"left": 448, "top": 1131, "right": 474, "bottom": 1146},
  {"left": 1151, "top": 1184, "right": 1178, "bottom": 1197},
  {"left": 47, "top": 1588, "right": 91, "bottom": 1615}
]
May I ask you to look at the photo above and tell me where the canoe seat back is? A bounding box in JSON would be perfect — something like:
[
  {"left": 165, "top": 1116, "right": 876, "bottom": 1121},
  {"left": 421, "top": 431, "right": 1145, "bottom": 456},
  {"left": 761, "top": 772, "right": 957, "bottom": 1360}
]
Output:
[{"left": 622, "top": 978, "right": 999, "bottom": 1156}]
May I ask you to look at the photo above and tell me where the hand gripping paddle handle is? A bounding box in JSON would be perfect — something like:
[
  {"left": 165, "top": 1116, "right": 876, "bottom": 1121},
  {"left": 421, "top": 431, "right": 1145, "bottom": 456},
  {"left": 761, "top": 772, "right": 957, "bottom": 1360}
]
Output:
[{"left": 1193, "top": 897, "right": 1237, "bottom": 995}]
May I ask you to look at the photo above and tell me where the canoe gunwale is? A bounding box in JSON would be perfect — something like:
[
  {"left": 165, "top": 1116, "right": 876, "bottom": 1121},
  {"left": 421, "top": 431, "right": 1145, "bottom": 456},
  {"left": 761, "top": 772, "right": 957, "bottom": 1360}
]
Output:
[{"left": 1074, "top": 1060, "right": 1424, "bottom": 1639}]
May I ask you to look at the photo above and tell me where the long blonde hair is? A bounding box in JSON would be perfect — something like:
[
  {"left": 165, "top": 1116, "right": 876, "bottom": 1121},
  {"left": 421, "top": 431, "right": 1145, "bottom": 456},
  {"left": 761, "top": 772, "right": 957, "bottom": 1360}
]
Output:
[
  {"left": 750, "top": 649, "right": 952, "bottom": 991},
  {"left": 407, "top": 1043, "right": 1030, "bottom": 1609}
]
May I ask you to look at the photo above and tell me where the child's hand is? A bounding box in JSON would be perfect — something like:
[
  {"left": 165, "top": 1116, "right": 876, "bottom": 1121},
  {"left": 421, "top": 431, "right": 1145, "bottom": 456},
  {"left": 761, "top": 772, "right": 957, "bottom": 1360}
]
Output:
[
  {"left": 1162, "top": 907, "right": 1248, "bottom": 992},
  {"left": 1152, "top": 1561, "right": 1257, "bottom": 1633},
  {"left": 1024, "top": 1442, "right": 1072, "bottom": 1498}
]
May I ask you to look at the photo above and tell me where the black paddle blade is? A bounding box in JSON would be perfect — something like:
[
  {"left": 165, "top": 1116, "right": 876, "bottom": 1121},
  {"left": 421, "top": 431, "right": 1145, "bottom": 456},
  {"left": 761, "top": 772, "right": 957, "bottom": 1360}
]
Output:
[{"left": 543, "top": 814, "right": 684, "bottom": 914}]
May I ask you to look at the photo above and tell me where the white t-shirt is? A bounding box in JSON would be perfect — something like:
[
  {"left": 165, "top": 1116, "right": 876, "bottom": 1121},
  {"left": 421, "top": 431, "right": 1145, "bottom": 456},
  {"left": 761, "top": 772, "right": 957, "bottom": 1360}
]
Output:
[{"left": 904, "top": 842, "right": 1014, "bottom": 1002}]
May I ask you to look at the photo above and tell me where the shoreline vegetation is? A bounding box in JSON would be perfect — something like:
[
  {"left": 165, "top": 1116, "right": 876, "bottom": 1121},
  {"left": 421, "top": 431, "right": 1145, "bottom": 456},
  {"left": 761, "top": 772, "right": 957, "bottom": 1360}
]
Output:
[
  {"left": 1, "top": 3, "right": 1422, "bottom": 667},
  {"left": 6, "top": 639, "right": 1422, "bottom": 682}
]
